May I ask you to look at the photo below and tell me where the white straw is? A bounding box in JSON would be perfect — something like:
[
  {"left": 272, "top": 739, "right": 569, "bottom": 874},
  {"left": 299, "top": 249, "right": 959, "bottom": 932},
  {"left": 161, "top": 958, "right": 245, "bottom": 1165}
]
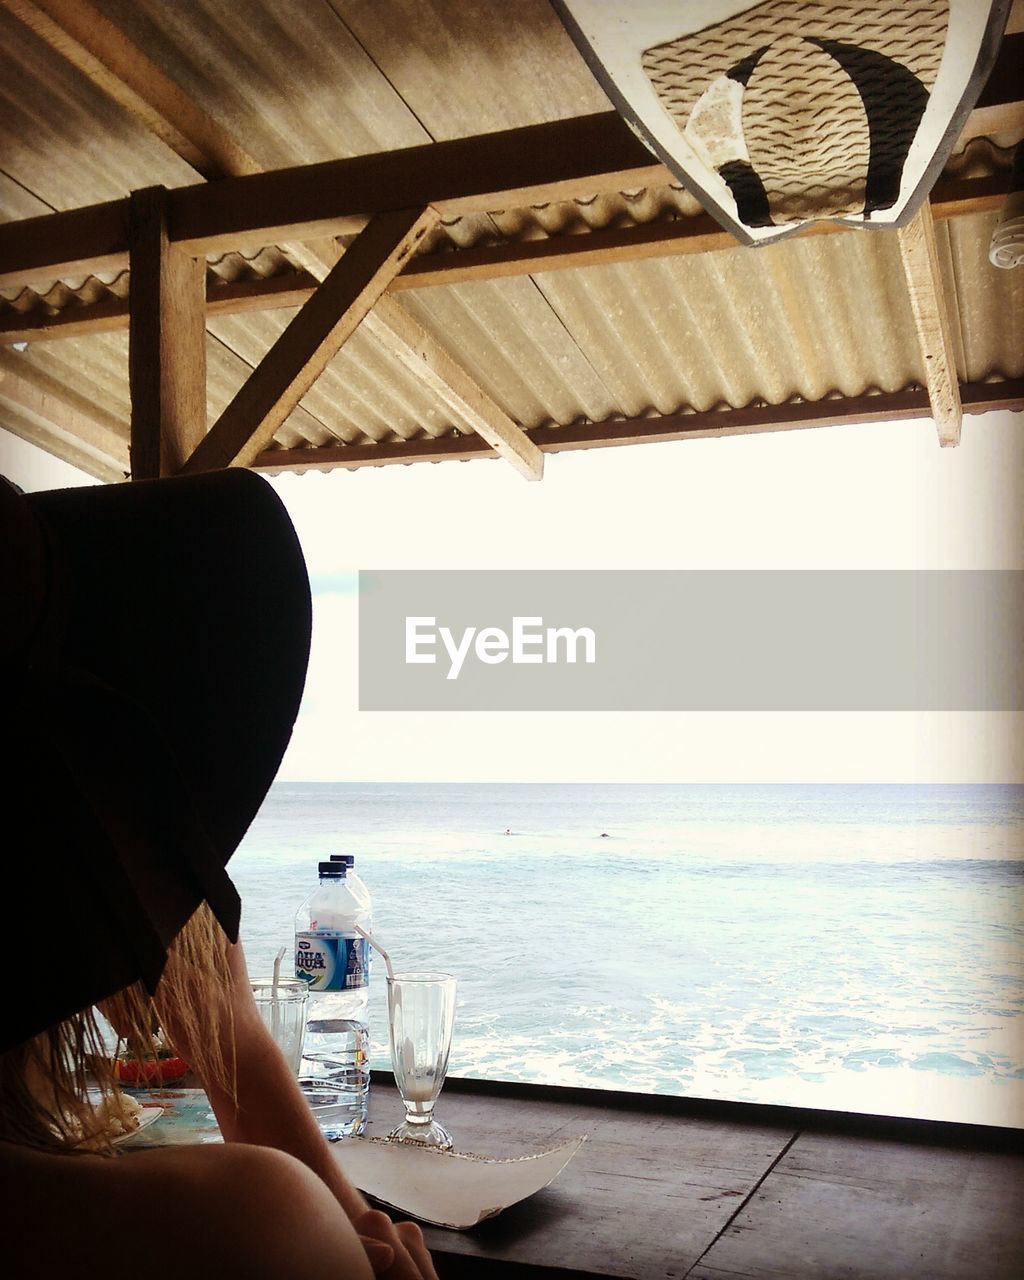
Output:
[
  {"left": 272, "top": 945, "right": 286, "bottom": 995},
  {"left": 355, "top": 924, "right": 394, "bottom": 982},
  {"left": 271, "top": 945, "right": 286, "bottom": 1043}
]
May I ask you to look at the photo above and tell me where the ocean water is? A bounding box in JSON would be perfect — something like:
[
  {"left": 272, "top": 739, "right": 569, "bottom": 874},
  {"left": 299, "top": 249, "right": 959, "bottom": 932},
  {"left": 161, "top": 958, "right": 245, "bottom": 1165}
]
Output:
[{"left": 230, "top": 783, "right": 1024, "bottom": 1128}]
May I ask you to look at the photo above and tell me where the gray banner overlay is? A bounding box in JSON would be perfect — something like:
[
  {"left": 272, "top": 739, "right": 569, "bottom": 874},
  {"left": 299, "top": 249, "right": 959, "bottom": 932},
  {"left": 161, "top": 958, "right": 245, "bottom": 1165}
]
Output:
[{"left": 358, "top": 571, "right": 1024, "bottom": 712}]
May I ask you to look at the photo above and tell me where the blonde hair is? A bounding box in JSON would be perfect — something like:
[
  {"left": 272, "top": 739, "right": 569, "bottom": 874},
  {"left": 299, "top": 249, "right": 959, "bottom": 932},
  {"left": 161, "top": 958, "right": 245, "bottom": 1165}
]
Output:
[{"left": 0, "top": 904, "right": 236, "bottom": 1153}]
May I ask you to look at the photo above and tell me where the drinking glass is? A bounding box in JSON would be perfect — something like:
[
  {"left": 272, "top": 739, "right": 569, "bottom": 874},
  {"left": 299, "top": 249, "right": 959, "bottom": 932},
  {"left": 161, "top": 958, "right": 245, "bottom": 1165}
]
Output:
[
  {"left": 386, "top": 972, "right": 457, "bottom": 1149},
  {"left": 250, "top": 977, "right": 308, "bottom": 1075}
]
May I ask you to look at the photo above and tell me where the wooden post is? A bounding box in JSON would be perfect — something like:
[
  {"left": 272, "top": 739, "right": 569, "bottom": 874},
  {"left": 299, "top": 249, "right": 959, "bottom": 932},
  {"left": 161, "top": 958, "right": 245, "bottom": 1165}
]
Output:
[{"left": 128, "top": 187, "right": 207, "bottom": 478}]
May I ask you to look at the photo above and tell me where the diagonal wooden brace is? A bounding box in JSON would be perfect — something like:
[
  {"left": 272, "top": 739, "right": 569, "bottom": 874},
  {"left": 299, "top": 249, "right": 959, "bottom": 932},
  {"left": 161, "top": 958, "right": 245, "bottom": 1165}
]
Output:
[{"left": 181, "top": 207, "right": 438, "bottom": 473}]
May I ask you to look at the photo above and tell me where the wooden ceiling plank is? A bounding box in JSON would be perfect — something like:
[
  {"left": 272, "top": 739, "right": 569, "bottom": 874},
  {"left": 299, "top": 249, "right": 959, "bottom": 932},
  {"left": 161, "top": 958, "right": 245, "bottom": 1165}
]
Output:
[
  {"left": 251, "top": 379, "right": 1024, "bottom": 472},
  {"left": 369, "top": 297, "right": 544, "bottom": 481},
  {"left": 181, "top": 207, "right": 438, "bottom": 474},
  {"left": 896, "top": 203, "right": 963, "bottom": 447},
  {"left": 0, "top": 0, "right": 262, "bottom": 180},
  {"left": 127, "top": 186, "right": 207, "bottom": 479}
]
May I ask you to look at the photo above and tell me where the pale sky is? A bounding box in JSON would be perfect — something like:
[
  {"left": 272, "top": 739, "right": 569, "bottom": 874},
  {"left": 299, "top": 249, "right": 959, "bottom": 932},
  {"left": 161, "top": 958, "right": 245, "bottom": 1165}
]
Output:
[{"left": 3, "top": 411, "right": 1022, "bottom": 783}]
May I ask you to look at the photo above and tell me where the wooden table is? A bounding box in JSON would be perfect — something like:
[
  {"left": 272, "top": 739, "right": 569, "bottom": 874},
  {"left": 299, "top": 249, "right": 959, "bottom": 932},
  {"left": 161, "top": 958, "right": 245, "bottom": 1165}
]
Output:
[{"left": 360, "top": 1076, "right": 1024, "bottom": 1280}]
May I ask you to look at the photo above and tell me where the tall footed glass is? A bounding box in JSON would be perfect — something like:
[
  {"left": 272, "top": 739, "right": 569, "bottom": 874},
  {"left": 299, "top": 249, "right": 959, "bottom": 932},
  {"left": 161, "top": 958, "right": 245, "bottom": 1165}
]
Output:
[{"left": 386, "top": 972, "right": 457, "bottom": 1150}]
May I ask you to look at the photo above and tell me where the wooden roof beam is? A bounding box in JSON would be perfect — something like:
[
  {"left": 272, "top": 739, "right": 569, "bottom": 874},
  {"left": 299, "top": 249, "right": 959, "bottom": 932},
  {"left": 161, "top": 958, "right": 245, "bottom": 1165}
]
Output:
[
  {"left": 251, "top": 380, "right": 1024, "bottom": 473},
  {"left": 181, "top": 207, "right": 437, "bottom": 473},
  {"left": 0, "top": 112, "right": 667, "bottom": 290},
  {"left": 168, "top": 112, "right": 664, "bottom": 257},
  {"left": 896, "top": 203, "right": 963, "bottom": 447},
  {"left": 0, "top": 166, "right": 1011, "bottom": 348},
  {"left": 0, "top": 112, "right": 1016, "bottom": 295}
]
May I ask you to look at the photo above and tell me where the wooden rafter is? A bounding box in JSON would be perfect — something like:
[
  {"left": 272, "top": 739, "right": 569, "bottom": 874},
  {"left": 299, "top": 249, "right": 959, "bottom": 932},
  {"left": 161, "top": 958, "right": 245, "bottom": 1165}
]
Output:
[
  {"left": 128, "top": 187, "right": 207, "bottom": 478},
  {"left": 896, "top": 204, "right": 963, "bottom": 447},
  {"left": 181, "top": 208, "right": 438, "bottom": 473},
  {"left": 252, "top": 380, "right": 1024, "bottom": 474}
]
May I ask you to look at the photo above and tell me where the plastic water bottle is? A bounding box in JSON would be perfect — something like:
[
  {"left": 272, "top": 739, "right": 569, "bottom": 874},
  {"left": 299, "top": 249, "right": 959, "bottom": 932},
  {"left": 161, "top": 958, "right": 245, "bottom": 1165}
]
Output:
[
  {"left": 294, "top": 861, "right": 371, "bottom": 1139},
  {"left": 330, "top": 853, "right": 370, "bottom": 913}
]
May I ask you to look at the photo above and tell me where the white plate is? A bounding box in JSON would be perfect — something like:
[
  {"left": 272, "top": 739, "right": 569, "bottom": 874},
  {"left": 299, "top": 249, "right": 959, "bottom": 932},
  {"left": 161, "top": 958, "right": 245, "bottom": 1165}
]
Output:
[{"left": 113, "top": 1106, "right": 163, "bottom": 1145}]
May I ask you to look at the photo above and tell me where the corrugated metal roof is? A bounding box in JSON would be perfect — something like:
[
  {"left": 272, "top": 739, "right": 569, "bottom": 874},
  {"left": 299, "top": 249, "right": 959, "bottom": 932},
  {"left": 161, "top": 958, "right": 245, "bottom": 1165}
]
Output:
[
  {"left": 0, "top": 0, "right": 1020, "bottom": 475},
  {"left": 0, "top": 6, "right": 195, "bottom": 219},
  {"left": 394, "top": 211, "right": 1021, "bottom": 431},
  {"left": 2, "top": 208, "right": 1020, "bottom": 465},
  {"left": 943, "top": 213, "right": 1024, "bottom": 382},
  {"left": 92, "top": 0, "right": 434, "bottom": 164}
]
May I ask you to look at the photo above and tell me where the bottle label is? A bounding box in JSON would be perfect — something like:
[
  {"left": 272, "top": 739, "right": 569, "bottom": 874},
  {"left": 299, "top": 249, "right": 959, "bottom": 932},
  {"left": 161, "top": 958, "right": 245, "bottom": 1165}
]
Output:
[{"left": 295, "top": 932, "right": 370, "bottom": 991}]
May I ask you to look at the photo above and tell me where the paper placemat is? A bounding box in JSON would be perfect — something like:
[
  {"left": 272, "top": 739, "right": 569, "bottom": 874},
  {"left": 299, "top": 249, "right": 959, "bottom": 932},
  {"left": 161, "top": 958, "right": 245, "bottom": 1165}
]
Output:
[{"left": 334, "top": 1135, "right": 586, "bottom": 1229}]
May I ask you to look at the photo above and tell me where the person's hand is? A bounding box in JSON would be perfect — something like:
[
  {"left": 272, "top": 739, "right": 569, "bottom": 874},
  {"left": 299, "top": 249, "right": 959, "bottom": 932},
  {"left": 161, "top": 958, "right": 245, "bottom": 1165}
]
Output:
[{"left": 353, "top": 1208, "right": 439, "bottom": 1280}]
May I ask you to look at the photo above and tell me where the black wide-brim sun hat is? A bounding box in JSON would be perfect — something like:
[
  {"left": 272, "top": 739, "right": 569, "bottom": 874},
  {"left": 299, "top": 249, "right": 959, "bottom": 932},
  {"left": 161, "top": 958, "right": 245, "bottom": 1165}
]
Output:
[{"left": 1, "top": 468, "right": 312, "bottom": 1053}]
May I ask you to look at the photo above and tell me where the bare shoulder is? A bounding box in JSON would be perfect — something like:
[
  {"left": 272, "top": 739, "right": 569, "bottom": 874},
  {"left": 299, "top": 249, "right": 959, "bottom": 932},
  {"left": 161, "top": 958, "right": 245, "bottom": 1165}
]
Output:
[{"left": 0, "top": 1140, "right": 372, "bottom": 1279}]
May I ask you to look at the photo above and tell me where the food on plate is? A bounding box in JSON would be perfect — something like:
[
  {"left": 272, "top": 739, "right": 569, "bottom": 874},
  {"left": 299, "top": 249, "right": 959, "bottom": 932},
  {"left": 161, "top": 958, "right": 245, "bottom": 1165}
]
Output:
[{"left": 63, "top": 1092, "right": 143, "bottom": 1149}]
